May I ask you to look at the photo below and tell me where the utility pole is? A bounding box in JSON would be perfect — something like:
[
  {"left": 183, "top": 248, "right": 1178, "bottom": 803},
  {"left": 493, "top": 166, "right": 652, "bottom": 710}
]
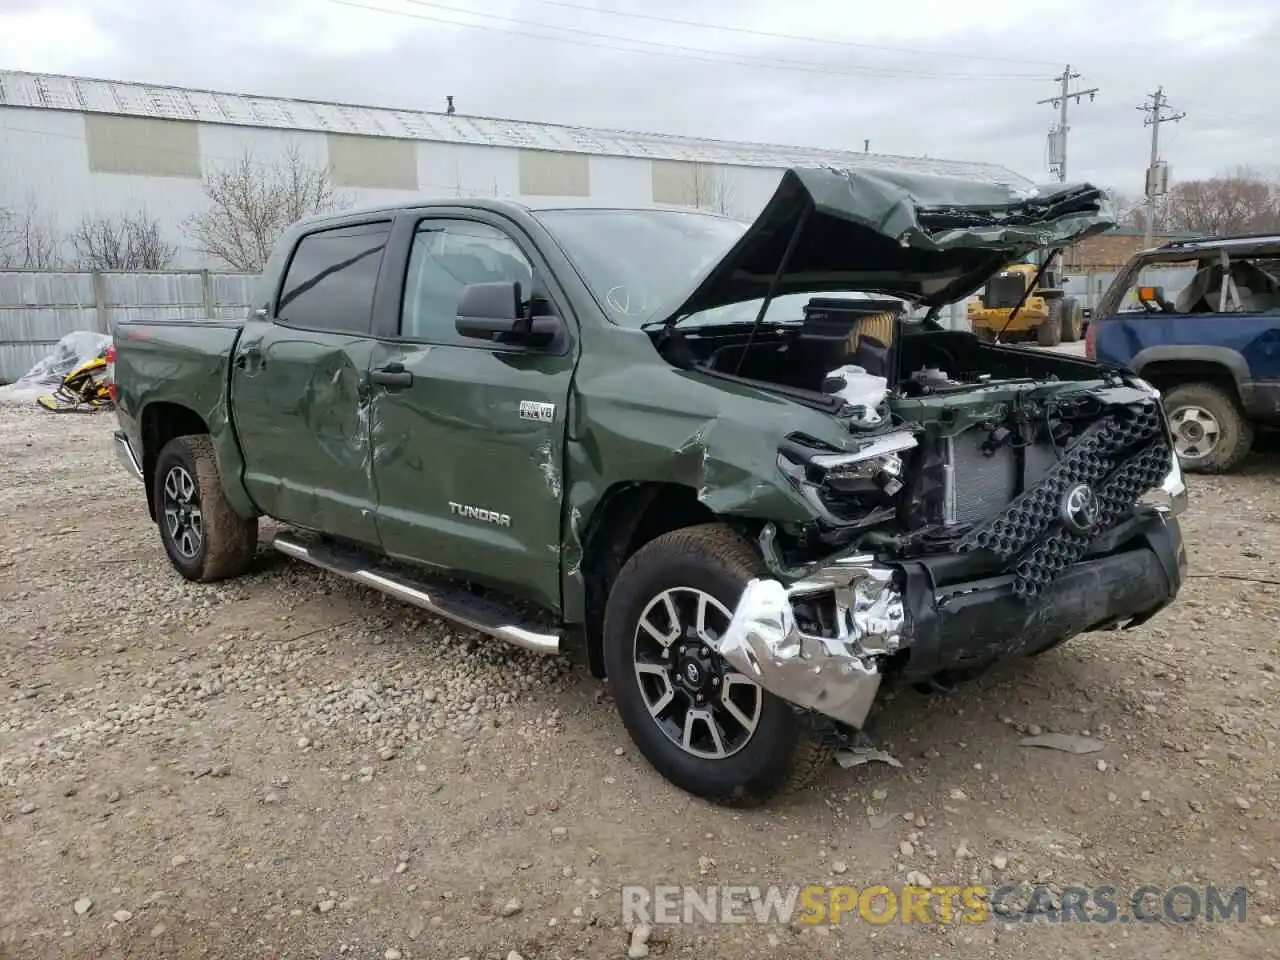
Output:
[
  {"left": 1038, "top": 65, "right": 1098, "bottom": 183},
  {"left": 1138, "top": 87, "right": 1185, "bottom": 248}
]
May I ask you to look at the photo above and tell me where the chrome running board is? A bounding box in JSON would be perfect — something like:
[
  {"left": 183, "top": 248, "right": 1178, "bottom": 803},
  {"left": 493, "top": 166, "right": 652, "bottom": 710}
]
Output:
[{"left": 271, "top": 530, "right": 561, "bottom": 656}]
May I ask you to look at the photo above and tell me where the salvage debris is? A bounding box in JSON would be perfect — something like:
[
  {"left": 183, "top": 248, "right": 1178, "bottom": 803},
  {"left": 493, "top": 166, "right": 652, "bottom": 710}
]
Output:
[
  {"left": 835, "top": 746, "right": 903, "bottom": 769},
  {"left": 0, "top": 331, "right": 113, "bottom": 413},
  {"left": 1019, "top": 733, "right": 1106, "bottom": 754}
]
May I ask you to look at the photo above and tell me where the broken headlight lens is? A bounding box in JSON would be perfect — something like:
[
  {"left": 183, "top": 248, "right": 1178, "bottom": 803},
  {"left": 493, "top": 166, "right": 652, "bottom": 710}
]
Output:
[
  {"left": 819, "top": 451, "right": 906, "bottom": 496},
  {"left": 777, "top": 431, "right": 917, "bottom": 524}
]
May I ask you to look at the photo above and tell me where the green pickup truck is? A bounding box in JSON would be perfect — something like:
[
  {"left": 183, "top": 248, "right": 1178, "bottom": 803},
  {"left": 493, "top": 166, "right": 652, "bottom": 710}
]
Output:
[{"left": 110, "top": 166, "right": 1189, "bottom": 805}]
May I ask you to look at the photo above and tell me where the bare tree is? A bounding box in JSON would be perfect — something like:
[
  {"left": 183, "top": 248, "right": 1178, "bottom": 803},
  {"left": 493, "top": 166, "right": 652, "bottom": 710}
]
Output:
[
  {"left": 182, "top": 145, "right": 350, "bottom": 271},
  {"left": 1106, "top": 190, "right": 1149, "bottom": 230},
  {"left": 69, "top": 211, "right": 177, "bottom": 270},
  {"left": 1159, "top": 167, "right": 1280, "bottom": 236},
  {"left": 0, "top": 196, "right": 63, "bottom": 269},
  {"left": 690, "top": 165, "right": 740, "bottom": 218}
]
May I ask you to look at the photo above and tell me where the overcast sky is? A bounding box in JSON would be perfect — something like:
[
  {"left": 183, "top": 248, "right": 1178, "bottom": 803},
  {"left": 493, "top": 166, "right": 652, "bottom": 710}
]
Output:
[{"left": 2, "top": 0, "right": 1276, "bottom": 200}]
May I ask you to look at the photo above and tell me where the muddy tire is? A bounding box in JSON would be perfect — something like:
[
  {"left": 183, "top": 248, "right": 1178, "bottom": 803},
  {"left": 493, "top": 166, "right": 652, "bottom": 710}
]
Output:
[
  {"left": 1162, "top": 382, "right": 1254, "bottom": 474},
  {"left": 602, "top": 523, "right": 833, "bottom": 806},
  {"left": 1037, "top": 303, "right": 1064, "bottom": 346},
  {"left": 973, "top": 324, "right": 996, "bottom": 343},
  {"left": 1060, "top": 297, "right": 1085, "bottom": 342},
  {"left": 153, "top": 434, "right": 258, "bottom": 582}
]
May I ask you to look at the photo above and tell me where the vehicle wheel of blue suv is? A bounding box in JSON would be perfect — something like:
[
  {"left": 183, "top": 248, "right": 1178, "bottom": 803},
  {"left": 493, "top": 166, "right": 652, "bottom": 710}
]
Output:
[
  {"left": 602, "top": 523, "right": 832, "bottom": 805},
  {"left": 153, "top": 434, "right": 259, "bottom": 581},
  {"left": 1163, "top": 382, "right": 1254, "bottom": 474}
]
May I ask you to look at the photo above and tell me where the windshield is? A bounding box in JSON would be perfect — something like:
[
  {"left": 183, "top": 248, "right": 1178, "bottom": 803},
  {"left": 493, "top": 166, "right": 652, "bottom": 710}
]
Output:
[{"left": 534, "top": 208, "right": 747, "bottom": 326}]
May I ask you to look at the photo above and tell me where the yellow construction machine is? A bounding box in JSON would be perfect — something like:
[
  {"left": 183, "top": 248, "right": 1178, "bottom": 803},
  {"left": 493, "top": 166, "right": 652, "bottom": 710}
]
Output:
[{"left": 966, "top": 258, "right": 1085, "bottom": 346}]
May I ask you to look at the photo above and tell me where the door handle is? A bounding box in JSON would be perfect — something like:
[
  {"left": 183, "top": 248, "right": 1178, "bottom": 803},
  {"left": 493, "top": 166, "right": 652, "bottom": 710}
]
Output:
[{"left": 368, "top": 362, "right": 413, "bottom": 388}]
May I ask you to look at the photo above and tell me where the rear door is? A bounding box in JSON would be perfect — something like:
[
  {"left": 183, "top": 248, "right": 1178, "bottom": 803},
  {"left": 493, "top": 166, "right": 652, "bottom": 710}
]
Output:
[
  {"left": 230, "top": 219, "right": 391, "bottom": 547},
  {"left": 365, "top": 212, "right": 577, "bottom": 612}
]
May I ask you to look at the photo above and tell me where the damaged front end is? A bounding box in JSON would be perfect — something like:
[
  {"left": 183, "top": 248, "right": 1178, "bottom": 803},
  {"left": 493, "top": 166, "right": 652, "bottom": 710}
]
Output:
[
  {"left": 714, "top": 553, "right": 905, "bottom": 730},
  {"left": 708, "top": 389, "right": 1189, "bottom": 735},
  {"left": 651, "top": 166, "right": 1189, "bottom": 735}
]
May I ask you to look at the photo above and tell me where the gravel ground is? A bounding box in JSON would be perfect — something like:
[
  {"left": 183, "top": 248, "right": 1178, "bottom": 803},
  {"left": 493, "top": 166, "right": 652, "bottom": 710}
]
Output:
[{"left": 0, "top": 405, "right": 1277, "bottom": 960}]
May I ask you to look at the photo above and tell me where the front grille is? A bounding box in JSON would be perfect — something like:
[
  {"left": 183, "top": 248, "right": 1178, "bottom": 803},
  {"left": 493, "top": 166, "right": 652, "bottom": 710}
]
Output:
[
  {"left": 955, "top": 396, "right": 1171, "bottom": 598},
  {"left": 984, "top": 274, "right": 1026, "bottom": 309}
]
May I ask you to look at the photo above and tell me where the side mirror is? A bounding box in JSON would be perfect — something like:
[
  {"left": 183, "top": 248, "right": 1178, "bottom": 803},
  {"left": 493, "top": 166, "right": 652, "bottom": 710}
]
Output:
[{"left": 455, "top": 281, "right": 560, "bottom": 347}]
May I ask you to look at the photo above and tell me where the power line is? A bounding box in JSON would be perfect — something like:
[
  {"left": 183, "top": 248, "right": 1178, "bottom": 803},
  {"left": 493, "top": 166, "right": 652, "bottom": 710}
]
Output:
[
  {"left": 1138, "top": 86, "right": 1186, "bottom": 247},
  {"left": 1036, "top": 65, "right": 1098, "bottom": 184},
  {"left": 478, "top": 0, "right": 1063, "bottom": 67},
  {"left": 324, "top": 0, "right": 1050, "bottom": 82}
]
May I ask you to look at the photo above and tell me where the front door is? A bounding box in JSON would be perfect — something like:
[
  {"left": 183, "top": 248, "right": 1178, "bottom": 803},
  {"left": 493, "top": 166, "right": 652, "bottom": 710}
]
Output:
[
  {"left": 230, "top": 219, "right": 391, "bottom": 547},
  {"left": 367, "top": 214, "right": 576, "bottom": 612}
]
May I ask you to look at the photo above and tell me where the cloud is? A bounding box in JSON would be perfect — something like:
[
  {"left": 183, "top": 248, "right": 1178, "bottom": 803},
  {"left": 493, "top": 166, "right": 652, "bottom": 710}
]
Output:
[{"left": 1, "top": 0, "right": 1276, "bottom": 190}]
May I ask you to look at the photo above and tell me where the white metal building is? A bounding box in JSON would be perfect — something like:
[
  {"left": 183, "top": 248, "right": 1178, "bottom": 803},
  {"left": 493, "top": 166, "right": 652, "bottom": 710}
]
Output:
[{"left": 0, "top": 69, "right": 1032, "bottom": 269}]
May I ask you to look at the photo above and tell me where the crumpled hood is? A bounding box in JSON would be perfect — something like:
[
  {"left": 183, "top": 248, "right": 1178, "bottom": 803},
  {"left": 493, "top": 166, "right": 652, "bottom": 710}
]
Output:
[{"left": 661, "top": 165, "right": 1115, "bottom": 323}]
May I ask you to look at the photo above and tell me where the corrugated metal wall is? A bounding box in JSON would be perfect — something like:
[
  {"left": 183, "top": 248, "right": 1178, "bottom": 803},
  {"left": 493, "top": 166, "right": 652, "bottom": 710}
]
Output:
[{"left": 0, "top": 270, "right": 255, "bottom": 382}]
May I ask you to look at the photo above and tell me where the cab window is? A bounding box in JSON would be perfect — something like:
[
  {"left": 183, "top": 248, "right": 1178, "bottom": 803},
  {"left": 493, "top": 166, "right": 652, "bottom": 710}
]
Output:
[
  {"left": 400, "top": 219, "right": 535, "bottom": 344},
  {"left": 275, "top": 221, "right": 391, "bottom": 333}
]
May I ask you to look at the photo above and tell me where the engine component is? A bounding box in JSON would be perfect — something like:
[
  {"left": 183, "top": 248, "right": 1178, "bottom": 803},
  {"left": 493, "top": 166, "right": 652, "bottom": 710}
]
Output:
[
  {"left": 909, "top": 366, "right": 953, "bottom": 389},
  {"left": 822, "top": 364, "right": 888, "bottom": 427}
]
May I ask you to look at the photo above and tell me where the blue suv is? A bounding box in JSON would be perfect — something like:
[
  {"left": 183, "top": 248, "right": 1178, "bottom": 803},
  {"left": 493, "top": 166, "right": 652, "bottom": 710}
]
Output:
[{"left": 1088, "top": 233, "right": 1280, "bottom": 472}]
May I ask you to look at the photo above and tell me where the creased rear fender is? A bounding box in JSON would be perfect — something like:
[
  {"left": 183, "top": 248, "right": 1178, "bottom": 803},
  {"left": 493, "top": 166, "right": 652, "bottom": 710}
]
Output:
[{"left": 114, "top": 320, "right": 258, "bottom": 519}]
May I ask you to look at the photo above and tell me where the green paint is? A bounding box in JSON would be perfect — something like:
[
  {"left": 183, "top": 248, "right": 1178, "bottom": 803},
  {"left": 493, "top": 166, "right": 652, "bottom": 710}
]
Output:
[{"left": 112, "top": 165, "right": 1118, "bottom": 628}]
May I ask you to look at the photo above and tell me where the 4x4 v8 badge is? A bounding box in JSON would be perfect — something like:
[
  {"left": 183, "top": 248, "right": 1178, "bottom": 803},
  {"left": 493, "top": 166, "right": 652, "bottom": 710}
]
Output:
[{"left": 519, "top": 400, "right": 556, "bottom": 423}]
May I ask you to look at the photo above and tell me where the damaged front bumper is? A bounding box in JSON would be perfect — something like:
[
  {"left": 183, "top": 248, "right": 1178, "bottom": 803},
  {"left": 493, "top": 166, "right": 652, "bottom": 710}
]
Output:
[
  {"left": 714, "top": 507, "right": 1187, "bottom": 731},
  {"left": 714, "top": 555, "right": 905, "bottom": 730}
]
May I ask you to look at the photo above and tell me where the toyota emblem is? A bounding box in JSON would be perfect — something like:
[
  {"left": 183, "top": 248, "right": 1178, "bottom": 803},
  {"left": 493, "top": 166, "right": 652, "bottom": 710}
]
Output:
[{"left": 1061, "top": 483, "right": 1100, "bottom": 535}]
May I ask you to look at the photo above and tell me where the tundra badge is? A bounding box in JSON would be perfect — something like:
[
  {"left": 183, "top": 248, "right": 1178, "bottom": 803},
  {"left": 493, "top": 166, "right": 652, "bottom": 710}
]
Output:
[
  {"left": 519, "top": 400, "right": 556, "bottom": 423},
  {"left": 448, "top": 502, "right": 512, "bottom": 527}
]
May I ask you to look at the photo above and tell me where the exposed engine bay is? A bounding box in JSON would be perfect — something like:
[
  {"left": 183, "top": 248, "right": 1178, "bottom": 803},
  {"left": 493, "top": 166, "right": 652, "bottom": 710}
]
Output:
[{"left": 652, "top": 293, "right": 1177, "bottom": 603}]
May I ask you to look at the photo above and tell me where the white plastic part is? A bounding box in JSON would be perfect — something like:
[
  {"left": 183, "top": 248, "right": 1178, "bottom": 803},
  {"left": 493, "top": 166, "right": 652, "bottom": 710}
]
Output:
[{"left": 822, "top": 364, "right": 888, "bottom": 424}]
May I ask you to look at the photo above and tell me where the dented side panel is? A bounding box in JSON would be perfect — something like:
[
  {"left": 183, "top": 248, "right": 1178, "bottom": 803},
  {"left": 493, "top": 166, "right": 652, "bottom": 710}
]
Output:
[
  {"left": 230, "top": 319, "right": 381, "bottom": 546},
  {"left": 364, "top": 338, "right": 574, "bottom": 613}
]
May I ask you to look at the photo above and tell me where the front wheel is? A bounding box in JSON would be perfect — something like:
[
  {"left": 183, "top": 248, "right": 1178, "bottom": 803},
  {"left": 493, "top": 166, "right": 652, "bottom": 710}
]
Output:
[
  {"left": 602, "top": 524, "right": 832, "bottom": 805},
  {"left": 153, "top": 434, "right": 258, "bottom": 581}
]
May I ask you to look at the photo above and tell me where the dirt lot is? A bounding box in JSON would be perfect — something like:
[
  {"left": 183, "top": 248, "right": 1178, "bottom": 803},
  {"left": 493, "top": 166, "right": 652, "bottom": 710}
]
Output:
[{"left": 1, "top": 406, "right": 1276, "bottom": 960}]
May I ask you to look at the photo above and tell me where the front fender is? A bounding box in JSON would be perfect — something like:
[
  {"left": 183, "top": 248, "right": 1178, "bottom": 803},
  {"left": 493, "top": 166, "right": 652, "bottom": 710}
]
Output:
[
  {"left": 560, "top": 356, "right": 873, "bottom": 622},
  {"left": 1131, "top": 344, "right": 1250, "bottom": 384}
]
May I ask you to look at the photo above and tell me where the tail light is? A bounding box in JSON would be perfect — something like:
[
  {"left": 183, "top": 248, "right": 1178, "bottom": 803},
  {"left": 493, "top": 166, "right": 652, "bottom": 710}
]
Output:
[
  {"left": 105, "top": 342, "right": 117, "bottom": 403},
  {"left": 1084, "top": 320, "right": 1096, "bottom": 360}
]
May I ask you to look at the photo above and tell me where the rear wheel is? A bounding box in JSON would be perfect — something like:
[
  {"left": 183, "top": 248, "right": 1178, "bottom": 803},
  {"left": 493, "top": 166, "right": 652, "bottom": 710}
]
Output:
[
  {"left": 602, "top": 524, "right": 832, "bottom": 805},
  {"left": 153, "top": 434, "right": 258, "bottom": 581},
  {"left": 1037, "top": 302, "right": 1064, "bottom": 346},
  {"left": 1163, "top": 382, "right": 1254, "bottom": 474},
  {"left": 1059, "top": 297, "right": 1085, "bottom": 342}
]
